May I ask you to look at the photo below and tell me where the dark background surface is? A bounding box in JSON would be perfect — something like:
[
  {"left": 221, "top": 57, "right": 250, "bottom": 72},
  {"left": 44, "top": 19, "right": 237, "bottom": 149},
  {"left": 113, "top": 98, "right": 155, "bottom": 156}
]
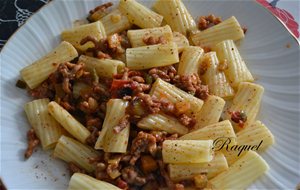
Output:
[{"left": 0, "top": 0, "right": 50, "bottom": 50}]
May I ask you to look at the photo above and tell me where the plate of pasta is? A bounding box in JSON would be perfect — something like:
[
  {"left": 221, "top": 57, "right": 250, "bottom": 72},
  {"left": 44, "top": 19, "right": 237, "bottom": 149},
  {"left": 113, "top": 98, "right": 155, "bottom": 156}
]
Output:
[{"left": 1, "top": 0, "right": 299, "bottom": 189}]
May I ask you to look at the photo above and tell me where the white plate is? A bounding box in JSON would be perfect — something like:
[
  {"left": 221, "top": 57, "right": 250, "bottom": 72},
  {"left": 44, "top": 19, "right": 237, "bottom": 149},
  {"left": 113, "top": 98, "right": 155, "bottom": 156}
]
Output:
[{"left": 1, "top": 0, "right": 299, "bottom": 189}]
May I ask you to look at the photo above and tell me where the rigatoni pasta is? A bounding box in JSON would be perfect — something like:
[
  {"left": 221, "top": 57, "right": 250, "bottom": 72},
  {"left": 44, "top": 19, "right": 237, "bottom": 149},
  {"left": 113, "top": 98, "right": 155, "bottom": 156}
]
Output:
[
  {"left": 200, "top": 52, "right": 234, "bottom": 99},
  {"left": 191, "top": 16, "right": 245, "bottom": 47},
  {"left": 214, "top": 39, "right": 254, "bottom": 87},
  {"left": 162, "top": 140, "right": 214, "bottom": 164},
  {"left": 53, "top": 136, "right": 100, "bottom": 173},
  {"left": 24, "top": 99, "right": 64, "bottom": 150},
  {"left": 137, "top": 113, "right": 188, "bottom": 135},
  {"left": 68, "top": 173, "right": 121, "bottom": 190},
  {"left": 210, "top": 151, "right": 269, "bottom": 189},
  {"left": 193, "top": 95, "right": 225, "bottom": 130},
  {"left": 100, "top": 9, "right": 132, "bottom": 35},
  {"left": 172, "top": 32, "right": 189, "bottom": 53},
  {"left": 178, "top": 46, "right": 204, "bottom": 75},
  {"left": 119, "top": 0, "right": 163, "bottom": 28},
  {"left": 94, "top": 99, "right": 129, "bottom": 153},
  {"left": 153, "top": 0, "right": 197, "bottom": 35},
  {"left": 48, "top": 101, "right": 91, "bottom": 143},
  {"left": 61, "top": 21, "right": 106, "bottom": 52},
  {"left": 126, "top": 42, "right": 179, "bottom": 70},
  {"left": 127, "top": 25, "right": 173, "bottom": 47},
  {"left": 20, "top": 41, "right": 78, "bottom": 89},
  {"left": 169, "top": 152, "right": 228, "bottom": 181},
  {"left": 78, "top": 55, "right": 125, "bottom": 78}
]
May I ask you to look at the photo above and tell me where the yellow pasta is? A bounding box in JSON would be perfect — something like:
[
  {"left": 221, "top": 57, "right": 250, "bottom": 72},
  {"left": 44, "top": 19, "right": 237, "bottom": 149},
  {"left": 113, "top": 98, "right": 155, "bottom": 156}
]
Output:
[
  {"left": 169, "top": 152, "right": 228, "bottom": 181},
  {"left": 61, "top": 21, "right": 106, "bottom": 52},
  {"left": 24, "top": 99, "right": 64, "bottom": 150},
  {"left": 150, "top": 78, "right": 203, "bottom": 119},
  {"left": 100, "top": 9, "right": 132, "bottom": 35},
  {"left": 193, "top": 95, "right": 225, "bottom": 130},
  {"left": 126, "top": 42, "right": 179, "bottom": 70},
  {"left": 180, "top": 120, "right": 236, "bottom": 147},
  {"left": 225, "top": 82, "right": 264, "bottom": 131},
  {"left": 94, "top": 99, "right": 130, "bottom": 153},
  {"left": 137, "top": 113, "right": 188, "bottom": 135},
  {"left": 53, "top": 136, "right": 100, "bottom": 173},
  {"left": 173, "top": 32, "right": 190, "bottom": 53},
  {"left": 200, "top": 52, "right": 235, "bottom": 99},
  {"left": 20, "top": 41, "right": 78, "bottom": 89},
  {"left": 127, "top": 25, "right": 173, "bottom": 47},
  {"left": 68, "top": 173, "right": 121, "bottom": 190},
  {"left": 178, "top": 46, "right": 204, "bottom": 75},
  {"left": 79, "top": 55, "right": 125, "bottom": 78},
  {"left": 119, "top": 0, "right": 163, "bottom": 28},
  {"left": 48, "top": 101, "right": 90, "bottom": 143},
  {"left": 153, "top": 0, "right": 197, "bottom": 35},
  {"left": 214, "top": 39, "right": 254, "bottom": 87},
  {"left": 191, "top": 16, "right": 244, "bottom": 47},
  {"left": 162, "top": 140, "right": 214, "bottom": 164},
  {"left": 210, "top": 151, "right": 269, "bottom": 189}
]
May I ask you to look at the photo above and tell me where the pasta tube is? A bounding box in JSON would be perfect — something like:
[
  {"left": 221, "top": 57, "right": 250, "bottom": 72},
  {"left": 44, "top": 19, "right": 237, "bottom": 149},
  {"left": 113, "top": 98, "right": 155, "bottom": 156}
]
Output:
[
  {"left": 127, "top": 25, "right": 173, "bottom": 47},
  {"left": 178, "top": 46, "right": 204, "bottom": 75},
  {"left": 79, "top": 55, "right": 125, "bottom": 78},
  {"left": 24, "top": 99, "right": 64, "bottom": 150},
  {"left": 173, "top": 32, "right": 189, "bottom": 53},
  {"left": 119, "top": 0, "right": 163, "bottom": 28},
  {"left": 20, "top": 41, "right": 78, "bottom": 89},
  {"left": 191, "top": 16, "right": 244, "bottom": 47},
  {"left": 126, "top": 42, "right": 179, "bottom": 70},
  {"left": 224, "top": 120, "right": 275, "bottom": 166},
  {"left": 94, "top": 99, "right": 130, "bottom": 153},
  {"left": 225, "top": 82, "right": 264, "bottom": 131},
  {"left": 214, "top": 39, "right": 254, "bottom": 87},
  {"left": 48, "top": 101, "right": 90, "bottom": 143},
  {"left": 180, "top": 120, "right": 236, "bottom": 146},
  {"left": 200, "top": 52, "right": 234, "bottom": 99},
  {"left": 53, "top": 136, "right": 100, "bottom": 173},
  {"left": 193, "top": 95, "right": 225, "bottom": 130},
  {"left": 100, "top": 9, "right": 132, "bottom": 35},
  {"left": 61, "top": 21, "right": 106, "bottom": 52},
  {"left": 153, "top": 0, "right": 197, "bottom": 35},
  {"left": 162, "top": 140, "right": 213, "bottom": 164},
  {"left": 137, "top": 113, "right": 188, "bottom": 135},
  {"left": 210, "top": 151, "right": 269, "bottom": 189},
  {"left": 68, "top": 173, "right": 121, "bottom": 190},
  {"left": 150, "top": 78, "right": 203, "bottom": 119},
  {"left": 169, "top": 152, "right": 228, "bottom": 181}
]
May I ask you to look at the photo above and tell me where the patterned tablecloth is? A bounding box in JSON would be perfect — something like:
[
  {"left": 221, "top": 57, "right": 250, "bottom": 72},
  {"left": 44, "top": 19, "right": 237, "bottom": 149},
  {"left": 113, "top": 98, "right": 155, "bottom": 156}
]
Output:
[{"left": 0, "top": 0, "right": 299, "bottom": 50}]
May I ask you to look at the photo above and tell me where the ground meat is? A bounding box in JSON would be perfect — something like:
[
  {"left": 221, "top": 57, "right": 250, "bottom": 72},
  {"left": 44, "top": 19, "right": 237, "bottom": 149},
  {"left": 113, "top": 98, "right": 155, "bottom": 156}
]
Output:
[
  {"left": 86, "top": 116, "right": 102, "bottom": 128},
  {"left": 174, "top": 184, "right": 185, "bottom": 190},
  {"left": 173, "top": 74, "right": 209, "bottom": 100},
  {"left": 230, "top": 110, "right": 247, "bottom": 128},
  {"left": 178, "top": 114, "right": 196, "bottom": 128},
  {"left": 78, "top": 97, "right": 99, "bottom": 113},
  {"left": 143, "top": 36, "right": 167, "bottom": 45},
  {"left": 80, "top": 36, "right": 111, "bottom": 59},
  {"left": 121, "top": 166, "right": 146, "bottom": 186},
  {"left": 107, "top": 33, "right": 124, "bottom": 54},
  {"left": 218, "top": 59, "right": 228, "bottom": 71},
  {"left": 199, "top": 56, "right": 211, "bottom": 75},
  {"left": 29, "top": 81, "right": 54, "bottom": 99},
  {"left": 95, "top": 162, "right": 109, "bottom": 180},
  {"left": 86, "top": 126, "right": 100, "bottom": 146},
  {"left": 113, "top": 114, "right": 130, "bottom": 134},
  {"left": 58, "top": 62, "right": 89, "bottom": 94},
  {"left": 116, "top": 178, "right": 129, "bottom": 189},
  {"left": 198, "top": 14, "right": 222, "bottom": 31},
  {"left": 137, "top": 93, "right": 161, "bottom": 114},
  {"left": 148, "top": 65, "right": 177, "bottom": 82},
  {"left": 130, "top": 131, "right": 157, "bottom": 165},
  {"left": 88, "top": 2, "right": 113, "bottom": 21},
  {"left": 68, "top": 162, "right": 86, "bottom": 175},
  {"left": 157, "top": 160, "right": 173, "bottom": 188},
  {"left": 24, "top": 128, "right": 40, "bottom": 159}
]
